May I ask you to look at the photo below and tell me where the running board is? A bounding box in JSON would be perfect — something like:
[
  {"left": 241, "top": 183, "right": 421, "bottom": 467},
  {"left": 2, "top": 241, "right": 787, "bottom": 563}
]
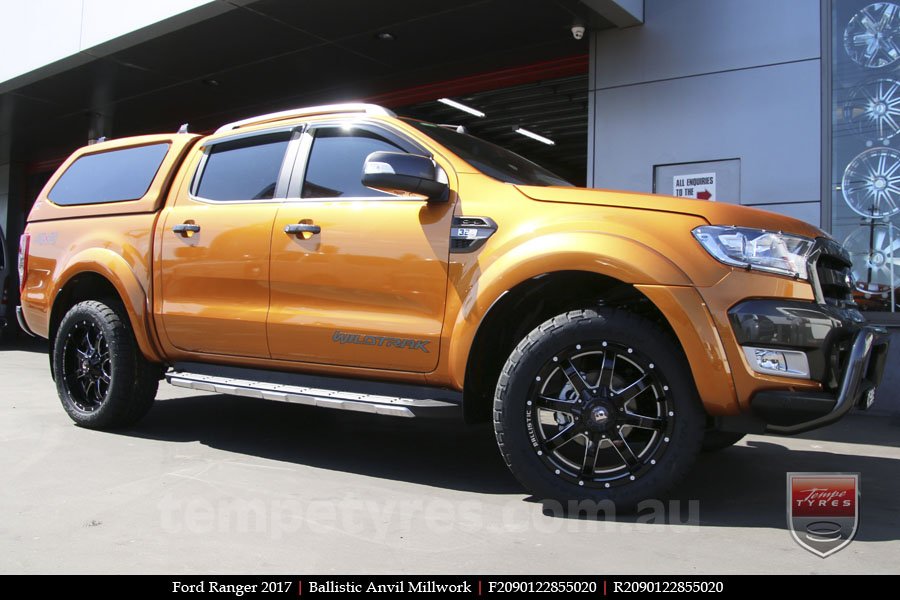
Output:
[{"left": 165, "top": 363, "right": 461, "bottom": 419}]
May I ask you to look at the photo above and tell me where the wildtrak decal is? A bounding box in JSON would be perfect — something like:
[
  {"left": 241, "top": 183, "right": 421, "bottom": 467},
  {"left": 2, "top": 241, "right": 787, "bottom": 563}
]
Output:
[{"left": 332, "top": 331, "right": 430, "bottom": 353}]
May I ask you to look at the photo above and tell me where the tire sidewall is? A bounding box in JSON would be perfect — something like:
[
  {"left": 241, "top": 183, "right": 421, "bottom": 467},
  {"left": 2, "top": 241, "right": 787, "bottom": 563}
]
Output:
[{"left": 495, "top": 310, "right": 704, "bottom": 510}]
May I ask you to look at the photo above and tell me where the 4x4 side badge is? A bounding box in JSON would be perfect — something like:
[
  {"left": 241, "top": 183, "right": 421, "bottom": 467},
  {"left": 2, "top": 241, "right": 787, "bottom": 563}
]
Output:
[{"left": 450, "top": 216, "right": 497, "bottom": 253}]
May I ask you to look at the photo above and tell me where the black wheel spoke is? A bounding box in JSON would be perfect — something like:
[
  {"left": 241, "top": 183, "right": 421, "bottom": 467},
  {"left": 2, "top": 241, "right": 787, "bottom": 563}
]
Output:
[
  {"left": 623, "top": 412, "right": 665, "bottom": 430},
  {"left": 544, "top": 422, "right": 584, "bottom": 451},
  {"left": 580, "top": 432, "right": 601, "bottom": 478},
  {"left": 595, "top": 351, "right": 616, "bottom": 389},
  {"left": 536, "top": 395, "right": 578, "bottom": 414},
  {"left": 616, "top": 373, "right": 651, "bottom": 403},
  {"left": 611, "top": 430, "right": 640, "bottom": 470},
  {"left": 561, "top": 360, "right": 591, "bottom": 399}
]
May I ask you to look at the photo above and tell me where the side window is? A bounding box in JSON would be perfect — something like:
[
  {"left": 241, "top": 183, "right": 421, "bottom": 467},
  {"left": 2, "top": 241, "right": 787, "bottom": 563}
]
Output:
[
  {"left": 48, "top": 143, "right": 170, "bottom": 205},
  {"left": 302, "top": 128, "right": 404, "bottom": 198},
  {"left": 195, "top": 132, "right": 291, "bottom": 201}
]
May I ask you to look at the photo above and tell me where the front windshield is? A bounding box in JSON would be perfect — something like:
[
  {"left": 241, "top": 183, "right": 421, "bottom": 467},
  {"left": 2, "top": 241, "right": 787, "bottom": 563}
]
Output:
[{"left": 403, "top": 119, "right": 572, "bottom": 187}]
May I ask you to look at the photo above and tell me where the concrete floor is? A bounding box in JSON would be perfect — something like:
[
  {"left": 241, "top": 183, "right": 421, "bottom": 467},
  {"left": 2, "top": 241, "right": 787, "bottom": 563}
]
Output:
[{"left": 1, "top": 337, "right": 898, "bottom": 574}]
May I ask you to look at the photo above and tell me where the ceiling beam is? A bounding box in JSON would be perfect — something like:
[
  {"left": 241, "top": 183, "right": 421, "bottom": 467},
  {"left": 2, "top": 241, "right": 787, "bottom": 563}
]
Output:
[{"left": 580, "top": 0, "right": 643, "bottom": 27}]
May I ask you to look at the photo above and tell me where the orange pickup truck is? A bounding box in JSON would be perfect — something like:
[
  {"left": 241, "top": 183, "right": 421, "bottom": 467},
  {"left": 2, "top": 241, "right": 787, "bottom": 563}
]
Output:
[{"left": 17, "top": 103, "right": 889, "bottom": 508}]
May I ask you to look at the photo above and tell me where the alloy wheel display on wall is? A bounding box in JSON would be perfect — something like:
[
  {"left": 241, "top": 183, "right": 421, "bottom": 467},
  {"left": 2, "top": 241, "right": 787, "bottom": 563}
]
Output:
[
  {"left": 841, "top": 146, "right": 900, "bottom": 217},
  {"left": 835, "top": 1, "right": 900, "bottom": 312},
  {"left": 843, "top": 77, "right": 900, "bottom": 142},
  {"left": 844, "top": 2, "right": 900, "bottom": 68},
  {"left": 843, "top": 222, "right": 898, "bottom": 308}
]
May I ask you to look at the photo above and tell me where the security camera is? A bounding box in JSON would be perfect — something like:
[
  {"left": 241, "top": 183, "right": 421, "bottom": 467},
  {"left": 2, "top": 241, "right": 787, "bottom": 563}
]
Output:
[{"left": 571, "top": 25, "right": 585, "bottom": 40}]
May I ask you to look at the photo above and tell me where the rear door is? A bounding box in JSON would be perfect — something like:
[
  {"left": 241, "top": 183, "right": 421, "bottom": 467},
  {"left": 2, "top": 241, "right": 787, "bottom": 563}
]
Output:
[{"left": 159, "top": 127, "right": 297, "bottom": 358}]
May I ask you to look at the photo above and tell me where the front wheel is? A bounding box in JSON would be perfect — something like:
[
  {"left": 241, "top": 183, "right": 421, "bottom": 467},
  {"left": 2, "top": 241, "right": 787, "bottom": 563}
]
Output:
[
  {"left": 54, "top": 300, "right": 159, "bottom": 429},
  {"left": 493, "top": 309, "right": 705, "bottom": 511}
]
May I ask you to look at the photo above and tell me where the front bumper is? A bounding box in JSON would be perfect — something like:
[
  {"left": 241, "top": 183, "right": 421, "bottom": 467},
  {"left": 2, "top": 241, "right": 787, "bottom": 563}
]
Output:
[{"left": 728, "top": 299, "right": 890, "bottom": 434}]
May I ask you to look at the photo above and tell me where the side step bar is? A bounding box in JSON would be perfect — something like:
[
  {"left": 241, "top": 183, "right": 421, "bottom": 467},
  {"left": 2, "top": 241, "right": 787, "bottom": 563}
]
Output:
[{"left": 165, "top": 362, "right": 461, "bottom": 419}]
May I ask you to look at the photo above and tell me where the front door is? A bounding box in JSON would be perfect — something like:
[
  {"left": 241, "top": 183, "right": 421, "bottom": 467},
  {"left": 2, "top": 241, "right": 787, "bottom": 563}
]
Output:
[
  {"left": 268, "top": 123, "right": 453, "bottom": 372},
  {"left": 159, "top": 129, "right": 294, "bottom": 358}
]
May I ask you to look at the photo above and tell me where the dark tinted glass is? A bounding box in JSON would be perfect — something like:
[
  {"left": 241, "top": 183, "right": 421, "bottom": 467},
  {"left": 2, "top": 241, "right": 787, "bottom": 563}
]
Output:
[
  {"left": 48, "top": 143, "right": 170, "bottom": 205},
  {"left": 196, "top": 132, "right": 290, "bottom": 201},
  {"left": 403, "top": 120, "right": 572, "bottom": 187},
  {"left": 302, "top": 128, "right": 403, "bottom": 198}
]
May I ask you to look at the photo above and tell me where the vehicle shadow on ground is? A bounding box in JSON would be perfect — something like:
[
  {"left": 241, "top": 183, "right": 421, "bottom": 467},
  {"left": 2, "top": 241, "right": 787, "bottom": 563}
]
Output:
[
  {"left": 123, "top": 394, "right": 900, "bottom": 541},
  {"left": 0, "top": 334, "right": 48, "bottom": 353}
]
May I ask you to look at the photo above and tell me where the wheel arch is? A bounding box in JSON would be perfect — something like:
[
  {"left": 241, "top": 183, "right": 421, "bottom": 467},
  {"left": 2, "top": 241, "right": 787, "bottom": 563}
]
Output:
[
  {"left": 458, "top": 270, "right": 691, "bottom": 423},
  {"left": 49, "top": 255, "right": 161, "bottom": 375}
]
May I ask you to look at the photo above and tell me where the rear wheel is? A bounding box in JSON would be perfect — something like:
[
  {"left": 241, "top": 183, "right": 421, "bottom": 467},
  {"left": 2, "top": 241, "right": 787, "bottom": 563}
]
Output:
[
  {"left": 54, "top": 300, "right": 159, "bottom": 429},
  {"left": 493, "top": 309, "right": 705, "bottom": 511}
]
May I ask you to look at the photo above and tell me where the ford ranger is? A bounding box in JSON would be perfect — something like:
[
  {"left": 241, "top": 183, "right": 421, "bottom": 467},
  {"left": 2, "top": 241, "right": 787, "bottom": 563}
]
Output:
[{"left": 17, "top": 103, "right": 890, "bottom": 508}]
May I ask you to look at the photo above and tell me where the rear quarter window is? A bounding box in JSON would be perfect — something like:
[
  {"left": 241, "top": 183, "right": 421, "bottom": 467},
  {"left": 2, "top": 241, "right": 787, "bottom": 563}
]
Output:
[{"left": 48, "top": 143, "right": 170, "bottom": 206}]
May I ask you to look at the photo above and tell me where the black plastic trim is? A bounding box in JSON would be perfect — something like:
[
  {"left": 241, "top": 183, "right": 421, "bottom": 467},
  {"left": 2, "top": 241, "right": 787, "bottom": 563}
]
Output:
[
  {"left": 450, "top": 216, "right": 497, "bottom": 253},
  {"left": 16, "top": 306, "right": 36, "bottom": 337},
  {"left": 753, "top": 325, "right": 890, "bottom": 435}
]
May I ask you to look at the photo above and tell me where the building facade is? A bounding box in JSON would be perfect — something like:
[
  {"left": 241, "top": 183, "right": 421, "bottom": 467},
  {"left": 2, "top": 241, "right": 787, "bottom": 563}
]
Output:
[{"left": 1, "top": 1, "right": 897, "bottom": 377}]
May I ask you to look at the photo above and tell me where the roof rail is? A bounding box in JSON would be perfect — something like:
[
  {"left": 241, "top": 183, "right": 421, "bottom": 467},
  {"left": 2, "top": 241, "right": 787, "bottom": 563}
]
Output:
[{"left": 215, "top": 103, "right": 397, "bottom": 134}]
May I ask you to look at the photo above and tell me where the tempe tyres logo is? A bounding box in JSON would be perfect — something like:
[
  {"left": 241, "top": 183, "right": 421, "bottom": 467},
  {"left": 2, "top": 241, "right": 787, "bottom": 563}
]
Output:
[{"left": 787, "top": 473, "right": 859, "bottom": 557}]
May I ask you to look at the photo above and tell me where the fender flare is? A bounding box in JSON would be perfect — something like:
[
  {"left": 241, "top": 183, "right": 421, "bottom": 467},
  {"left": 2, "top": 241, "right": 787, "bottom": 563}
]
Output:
[
  {"left": 51, "top": 248, "right": 161, "bottom": 363},
  {"left": 446, "top": 232, "right": 692, "bottom": 387}
]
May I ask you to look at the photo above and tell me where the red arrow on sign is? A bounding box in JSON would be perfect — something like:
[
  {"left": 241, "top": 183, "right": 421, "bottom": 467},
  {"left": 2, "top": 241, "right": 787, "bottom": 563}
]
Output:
[{"left": 696, "top": 190, "right": 712, "bottom": 200}]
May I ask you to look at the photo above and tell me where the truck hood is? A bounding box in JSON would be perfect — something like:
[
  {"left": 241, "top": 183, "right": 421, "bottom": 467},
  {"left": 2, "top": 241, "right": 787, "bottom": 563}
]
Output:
[{"left": 515, "top": 185, "right": 826, "bottom": 240}]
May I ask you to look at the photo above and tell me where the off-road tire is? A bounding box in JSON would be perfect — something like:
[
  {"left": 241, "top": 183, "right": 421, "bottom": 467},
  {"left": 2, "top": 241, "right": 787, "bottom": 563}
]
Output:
[
  {"left": 493, "top": 308, "right": 705, "bottom": 511},
  {"left": 54, "top": 300, "right": 159, "bottom": 428}
]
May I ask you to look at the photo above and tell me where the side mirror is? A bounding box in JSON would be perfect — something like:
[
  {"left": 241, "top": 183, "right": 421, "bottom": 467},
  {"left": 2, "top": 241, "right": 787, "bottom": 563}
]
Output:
[{"left": 362, "top": 151, "right": 449, "bottom": 202}]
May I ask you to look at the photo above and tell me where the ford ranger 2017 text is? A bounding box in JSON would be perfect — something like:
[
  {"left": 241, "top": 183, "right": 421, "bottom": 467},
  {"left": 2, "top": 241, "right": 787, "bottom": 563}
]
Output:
[{"left": 17, "top": 103, "right": 890, "bottom": 508}]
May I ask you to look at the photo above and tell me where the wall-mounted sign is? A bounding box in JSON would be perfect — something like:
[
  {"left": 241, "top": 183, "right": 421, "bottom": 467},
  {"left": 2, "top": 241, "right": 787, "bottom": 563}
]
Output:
[
  {"left": 654, "top": 159, "right": 740, "bottom": 204},
  {"left": 673, "top": 172, "right": 716, "bottom": 200}
]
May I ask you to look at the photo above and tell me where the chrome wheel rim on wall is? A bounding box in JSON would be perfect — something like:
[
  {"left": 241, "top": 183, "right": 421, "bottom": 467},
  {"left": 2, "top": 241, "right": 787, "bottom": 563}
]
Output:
[
  {"left": 844, "top": 221, "right": 900, "bottom": 292},
  {"left": 842, "top": 146, "right": 900, "bottom": 217},
  {"left": 844, "top": 77, "right": 900, "bottom": 142},
  {"left": 844, "top": 2, "right": 900, "bottom": 69}
]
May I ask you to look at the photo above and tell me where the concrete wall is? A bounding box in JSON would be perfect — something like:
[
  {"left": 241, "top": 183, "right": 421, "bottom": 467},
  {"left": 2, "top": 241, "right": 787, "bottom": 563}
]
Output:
[
  {"left": 0, "top": 0, "right": 222, "bottom": 90},
  {"left": 588, "top": 0, "right": 823, "bottom": 225}
]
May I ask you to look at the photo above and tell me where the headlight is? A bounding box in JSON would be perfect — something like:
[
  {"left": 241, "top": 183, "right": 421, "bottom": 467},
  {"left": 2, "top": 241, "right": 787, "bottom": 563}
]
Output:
[{"left": 692, "top": 226, "right": 815, "bottom": 279}]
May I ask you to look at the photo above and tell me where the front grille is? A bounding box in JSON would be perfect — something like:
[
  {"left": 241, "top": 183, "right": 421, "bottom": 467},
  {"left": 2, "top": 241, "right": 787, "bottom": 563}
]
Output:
[{"left": 810, "top": 238, "right": 854, "bottom": 307}]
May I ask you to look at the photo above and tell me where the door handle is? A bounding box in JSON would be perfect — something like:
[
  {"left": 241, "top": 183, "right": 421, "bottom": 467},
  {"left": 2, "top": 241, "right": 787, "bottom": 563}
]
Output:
[
  {"left": 284, "top": 223, "right": 321, "bottom": 236},
  {"left": 172, "top": 223, "right": 201, "bottom": 236}
]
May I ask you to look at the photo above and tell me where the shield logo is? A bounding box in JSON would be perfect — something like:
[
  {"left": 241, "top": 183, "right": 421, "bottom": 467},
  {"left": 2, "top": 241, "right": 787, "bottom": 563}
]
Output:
[{"left": 787, "top": 473, "right": 860, "bottom": 558}]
